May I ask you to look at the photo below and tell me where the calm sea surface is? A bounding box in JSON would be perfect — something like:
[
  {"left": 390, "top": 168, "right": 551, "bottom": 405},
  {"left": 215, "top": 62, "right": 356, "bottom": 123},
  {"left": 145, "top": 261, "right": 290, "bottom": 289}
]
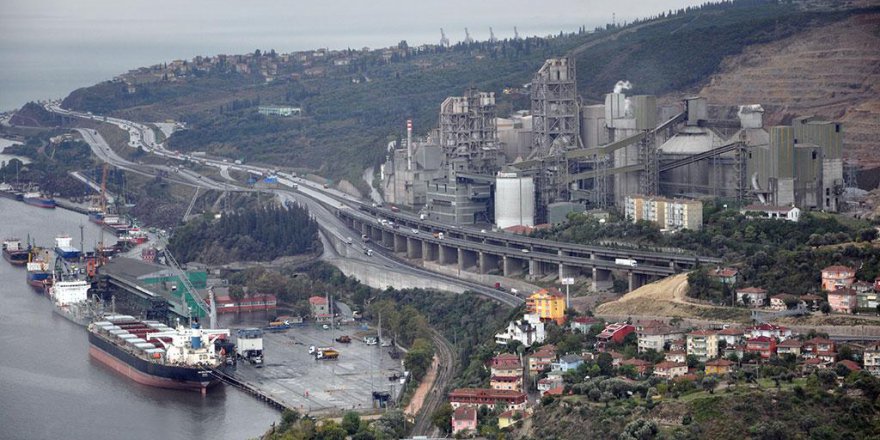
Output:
[{"left": 0, "top": 198, "right": 279, "bottom": 440}]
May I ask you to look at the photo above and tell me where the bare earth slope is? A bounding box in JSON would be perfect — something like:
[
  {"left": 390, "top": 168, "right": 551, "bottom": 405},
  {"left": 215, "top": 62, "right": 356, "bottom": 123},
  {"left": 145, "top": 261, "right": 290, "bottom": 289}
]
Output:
[{"left": 697, "top": 12, "right": 880, "bottom": 167}]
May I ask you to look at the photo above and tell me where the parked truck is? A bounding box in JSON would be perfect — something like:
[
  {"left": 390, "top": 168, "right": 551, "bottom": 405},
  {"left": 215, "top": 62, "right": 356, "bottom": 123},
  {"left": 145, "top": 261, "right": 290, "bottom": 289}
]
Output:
[
  {"left": 309, "top": 346, "right": 339, "bottom": 360},
  {"left": 615, "top": 258, "right": 638, "bottom": 267}
]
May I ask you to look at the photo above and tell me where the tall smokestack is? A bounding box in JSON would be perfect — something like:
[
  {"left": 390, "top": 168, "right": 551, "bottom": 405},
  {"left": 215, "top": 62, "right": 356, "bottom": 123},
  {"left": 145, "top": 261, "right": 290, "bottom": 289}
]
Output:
[{"left": 406, "top": 119, "right": 413, "bottom": 171}]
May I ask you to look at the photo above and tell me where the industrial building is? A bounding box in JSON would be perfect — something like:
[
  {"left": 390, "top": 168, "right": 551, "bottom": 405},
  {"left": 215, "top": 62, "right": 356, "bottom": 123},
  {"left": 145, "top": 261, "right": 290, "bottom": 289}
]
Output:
[{"left": 380, "top": 56, "right": 846, "bottom": 228}]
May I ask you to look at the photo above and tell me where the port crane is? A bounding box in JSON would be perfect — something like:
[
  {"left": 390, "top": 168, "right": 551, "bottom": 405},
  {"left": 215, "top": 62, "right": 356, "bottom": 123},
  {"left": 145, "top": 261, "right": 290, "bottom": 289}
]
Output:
[
  {"left": 439, "top": 28, "right": 449, "bottom": 47},
  {"left": 161, "top": 241, "right": 216, "bottom": 328},
  {"left": 463, "top": 28, "right": 473, "bottom": 44}
]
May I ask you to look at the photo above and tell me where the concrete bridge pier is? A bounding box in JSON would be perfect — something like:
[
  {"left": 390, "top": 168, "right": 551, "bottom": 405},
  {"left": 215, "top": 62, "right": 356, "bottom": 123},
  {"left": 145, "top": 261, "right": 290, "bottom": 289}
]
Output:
[
  {"left": 479, "top": 252, "right": 501, "bottom": 274},
  {"left": 406, "top": 237, "right": 422, "bottom": 259},
  {"left": 393, "top": 234, "right": 407, "bottom": 253},
  {"left": 422, "top": 242, "right": 438, "bottom": 262},
  {"left": 381, "top": 230, "right": 394, "bottom": 248},
  {"left": 628, "top": 272, "right": 649, "bottom": 292},
  {"left": 458, "top": 248, "right": 478, "bottom": 272},
  {"left": 592, "top": 267, "right": 613, "bottom": 292},
  {"left": 439, "top": 244, "right": 458, "bottom": 265},
  {"left": 503, "top": 256, "right": 525, "bottom": 277}
]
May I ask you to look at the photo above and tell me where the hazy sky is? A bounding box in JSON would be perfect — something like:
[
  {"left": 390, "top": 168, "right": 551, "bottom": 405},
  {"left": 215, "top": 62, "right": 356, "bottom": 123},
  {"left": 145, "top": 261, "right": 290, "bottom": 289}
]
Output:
[{"left": 0, "top": 0, "right": 707, "bottom": 110}]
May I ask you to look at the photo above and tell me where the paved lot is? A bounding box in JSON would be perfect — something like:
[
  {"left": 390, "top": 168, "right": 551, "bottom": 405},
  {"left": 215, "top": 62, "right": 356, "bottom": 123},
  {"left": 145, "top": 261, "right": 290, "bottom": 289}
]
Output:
[{"left": 226, "top": 320, "right": 404, "bottom": 415}]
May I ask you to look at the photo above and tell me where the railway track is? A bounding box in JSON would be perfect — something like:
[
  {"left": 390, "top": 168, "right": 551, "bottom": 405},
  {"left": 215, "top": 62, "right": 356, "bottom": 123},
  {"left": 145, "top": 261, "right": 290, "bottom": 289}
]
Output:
[{"left": 410, "top": 329, "right": 456, "bottom": 437}]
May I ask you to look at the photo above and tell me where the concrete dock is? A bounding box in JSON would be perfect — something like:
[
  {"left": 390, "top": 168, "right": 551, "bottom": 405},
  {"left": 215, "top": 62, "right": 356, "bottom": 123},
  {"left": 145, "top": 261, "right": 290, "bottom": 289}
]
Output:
[{"left": 225, "top": 322, "right": 405, "bottom": 415}]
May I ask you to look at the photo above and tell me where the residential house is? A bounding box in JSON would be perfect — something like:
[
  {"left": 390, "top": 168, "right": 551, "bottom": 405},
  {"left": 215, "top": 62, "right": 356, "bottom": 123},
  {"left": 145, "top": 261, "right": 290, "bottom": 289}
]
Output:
[
  {"left": 490, "top": 354, "right": 523, "bottom": 392},
  {"left": 668, "top": 338, "right": 687, "bottom": 352},
  {"left": 527, "top": 288, "right": 567, "bottom": 325},
  {"left": 452, "top": 406, "right": 477, "bottom": 435},
  {"left": 776, "top": 339, "right": 804, "bottom": 357},
  {"left": 863, "top": 344, "right": 880, "bottom": 377},
  {"left": 770, "top": 294, "right": 801, "bottom": 311},
  {"left": 687, "top": 330, "right": 718, "bottom": 362},
  {"left": 821, "top": 265, "right": 856, "bottom": 291},
  {"left": 802, "top": 357, "right": 831, "bottom": 374},
  {"left": 496, "top": 314, "right": 545, "bottom": 347},
  {"left": 528, "top": 345, "right": 557, "bottom": 375},
  {"left": 803, "top": 338, "right": 836, "bottom": 361},
  {"left": 596, "top": 323, "right": 635, "bottom": 349},
  {"left": 620, "top": 358, "right": 652, "bottom": 375},
  {"left": 736, "top": 287, "right": 768, "bottom": 307},
  {"left": 723, "top": 344, "right": 745, "bottom": 360},
  {"left": 747, "top": 323, "right": 792, "bottom": 341},
  {"left": 653, "top": 361, "right": 688, "bottom": 379},
  {"left": 637, "top": 322, "right": 684, "bottom": 353},
  {"left": 857, "top": 290, "right": 879, "bottom": 310},
  {"left": 308, "top": 296, "right": 331, "bottom": 321},
  {"left": 551, "top": 354, "right": 584, "bottom": 373},
  {"left": 665, "top": 350, "right": 687, "bottom": 363},
  {"left": 853, "top": 281, "right": 873, "bottom": 294},
  {"left": 828, "top": 288, "right": 857, "bottom": 314},
  {"left": 837, "top": 360, "right": 862, "bottom": 375},
  {"left": 800, "top": 294, "right": 824, "bottom": 311},
  {"left": 709, "top": 267, "right": 739, "bottom": 285},
  {"left": 745, "top": 336, "right": 777, "bottom": 359},
  {"left": 705, "top": 359, "right": 736, "bottom": 375},
  {"left": 717, "top": 327, "right": 745, "bottom": 347},
  {"left": 448, "top": 388, "right": 527, "bottom": 411},
  {"left": 498, "top": 410, "right": 526, "bottom": 430},
  {"left": 537, "top": 376, "right": 564, "bottom": 394},
  {"left": 570, "top": 316, "right": 601, "bottom": 333}
]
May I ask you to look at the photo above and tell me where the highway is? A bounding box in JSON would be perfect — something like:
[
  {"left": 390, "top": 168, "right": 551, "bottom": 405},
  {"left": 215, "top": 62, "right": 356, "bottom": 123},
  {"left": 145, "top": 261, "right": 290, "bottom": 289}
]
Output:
[{"left": 47, "top": 102, "right": 523, "bottom": 307}]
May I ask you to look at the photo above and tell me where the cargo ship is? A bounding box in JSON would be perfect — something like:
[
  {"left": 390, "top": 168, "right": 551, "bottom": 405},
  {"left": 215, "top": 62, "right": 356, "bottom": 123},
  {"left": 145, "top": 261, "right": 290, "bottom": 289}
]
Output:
[
  {"left": 26, "top": 248, "right": 52, "bottom": 290},
  {"left": 3, "top": 238, "right": 29, "bottom": 265},
  {"left": 53, "top": 235, "right": 82, "bottom": 260},
  {"left": 88, "top": 317, "right": 231, "bottom": 392},
  {"left": 120, "top": 227, "right": 148, "bottom": 245},
  {"left": 50, "top": 278, "right": 98, "bottom": 326},
  {"left": 22, "top": 191, "right": 56, "bottom": 209}
]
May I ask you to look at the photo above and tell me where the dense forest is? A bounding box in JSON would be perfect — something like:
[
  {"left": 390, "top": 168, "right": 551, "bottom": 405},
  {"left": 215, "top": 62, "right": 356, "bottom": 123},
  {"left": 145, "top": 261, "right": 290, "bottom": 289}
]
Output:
[
  {"left": 168, "top": 202, "right": 318, "bottom": 264},
  {"left": 58, "top": 2, "right": 872, "bottom": 188},
  {"left": 0, "top": 134, "right": 97, "bottom": 198}
]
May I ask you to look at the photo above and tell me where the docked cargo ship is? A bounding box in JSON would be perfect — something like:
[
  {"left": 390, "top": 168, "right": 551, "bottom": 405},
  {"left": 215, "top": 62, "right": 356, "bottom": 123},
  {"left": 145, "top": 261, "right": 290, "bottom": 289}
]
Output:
[
  {"left": 88, "top": 317, "right": 231, "bottom": 392},
  {"left": 53, "top": 235, "right": 82, "bottom": 260},
  {"left": 49, "top": 278, "right": 99, "bottom": 326},
  {"left": 26, "top": 249, "right": 52, "bottom": 289},
  {"left": 3, "top": 238, "right": 29, "bottom": 265},
  {"left": 22, "top": 191, "right": 56, "bottom": 209}
]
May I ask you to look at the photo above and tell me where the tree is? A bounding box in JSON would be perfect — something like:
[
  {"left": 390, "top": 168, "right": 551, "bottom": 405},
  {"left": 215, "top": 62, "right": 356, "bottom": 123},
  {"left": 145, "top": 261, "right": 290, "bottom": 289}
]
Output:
[
  {"left": 701, "top": 376, "right": 718, "bottom": 394},
  {"left": 278, "top": 408, "right": 300, "bottom": 432},
  {"left": 316, "top": 420, "right": 347, "bottom": 440},
  {"left": 820, "top": 301, "right": 832, "bottom": 315},
  {"left": 432, "top": 403, "right": 453, "bottom": 434},
  {"left": 404, "top": 338, "right": 434, "bottom": 381},
  {"left": 229, "top": 284, "right": 245, "bottom": 303},
  {"left": 620, "top": 419, "right": 659, "bottom": 440},
  {"left": 342, "top": 412, "right": 361, "bottom": 435}
]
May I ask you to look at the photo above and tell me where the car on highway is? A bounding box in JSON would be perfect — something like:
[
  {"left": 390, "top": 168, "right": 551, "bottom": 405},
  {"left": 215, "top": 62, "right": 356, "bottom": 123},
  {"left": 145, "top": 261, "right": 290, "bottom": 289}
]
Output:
[
  {"left": 521, "top": 248, "right": 530, "bottom": 253},
  {"left": 411, "top": 228, "right": 419, "bottom": 234}
]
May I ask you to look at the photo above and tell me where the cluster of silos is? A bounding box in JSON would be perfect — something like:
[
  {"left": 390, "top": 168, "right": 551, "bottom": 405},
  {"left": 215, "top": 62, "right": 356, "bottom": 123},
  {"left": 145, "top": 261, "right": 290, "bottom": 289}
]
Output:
[{"left": 494, "top": 171, "right": 535, "bottom": 229}]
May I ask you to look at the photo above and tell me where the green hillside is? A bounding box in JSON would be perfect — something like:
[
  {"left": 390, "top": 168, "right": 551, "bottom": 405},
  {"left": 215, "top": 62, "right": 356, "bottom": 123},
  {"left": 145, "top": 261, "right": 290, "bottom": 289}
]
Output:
[{"left": 59, "top": 1, "right": 870, "bottom": 188}]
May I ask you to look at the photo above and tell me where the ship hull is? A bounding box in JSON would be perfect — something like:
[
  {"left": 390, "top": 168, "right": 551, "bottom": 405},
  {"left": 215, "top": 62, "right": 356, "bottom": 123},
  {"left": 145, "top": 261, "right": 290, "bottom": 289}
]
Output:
[
  {"left": 53, "top": 305, "right": 92, "bottom": 327},
  {"left": 3, "top": 250, "right": 28, "bottom": 265},
  {"left": 88, "top": 331, "right": 219, "bottom": 391},
  {"left": 23, "top": 197, "right": 56, "bottom": 209}
]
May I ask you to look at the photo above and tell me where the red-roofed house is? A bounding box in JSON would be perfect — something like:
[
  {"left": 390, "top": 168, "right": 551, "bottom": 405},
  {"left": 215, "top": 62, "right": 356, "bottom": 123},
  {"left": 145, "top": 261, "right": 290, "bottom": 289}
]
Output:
[
  {"left": 653, "top": 361, "right": 688, "bottom": 379},
  {"left": 308, "top": 296, "right": 331, "bottom": 321},
  {"left": 828, "top": 288, "right": 857, "bottom": 314},
  {"left": 452, "top": 406, "right": 477, "bottom": 435},
  {"left": 448, "top": 388, "right": 527, "bottom": 411},
  {"left": 620, "top": 358, "right": 652, "bottom": 375},
  {"left": 803, "top": 338, "right": 836, "bottom": 361},
  {"left": 637, "top": 322, "right": 684, "bottom": 353},
  {"left": 490, "top": 354, "right": 523, "bottom": 391},
  {"left": 705, "top": 359, "right": 736, "bottom": 375},
  {"left": 665, "top": 350, "right": 687, "bottom": 363},
  {"left": 597, "top": 323, "right": 635, "bottom": 349},
  {"left": 864, "top": 344, "right": 880, "bottom": 377},
  {"left": 822, "top": 265, "right": 855, "bottom": 291},
  {"left": 777, "top": 339, "right": 804, "bottom": 357},
  {"left": 717, "top": 327, "right": 745, "bottom": 346},
  {"left": 528, "top": 345, "right": 557, "bottom": 375},
  {"left": 745, "top": 336, "right": 777, "bottom": 359},
  {"left": 770, "top": 294, "right": 802, "bottom": 311},
  {"left": 570, "top": 316, "right": 601, "bottom": 333},
  {"left": 537, "top": 375, "right": 564, "bottom": 394},
  {"left": 709, "top": 267, "right": 739, "bottom": 285},
  {"left": 837, "top": 360, "right": 862, "bottom": 374},
  {"left": 747, "top": 323, "right": 792, "bottom": 341}
]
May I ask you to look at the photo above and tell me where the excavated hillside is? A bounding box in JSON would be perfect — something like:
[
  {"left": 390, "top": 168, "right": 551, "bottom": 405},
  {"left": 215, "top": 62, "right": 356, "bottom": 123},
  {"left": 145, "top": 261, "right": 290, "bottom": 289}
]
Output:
[{"left": 696, "top": 11, "right": 880, "bottom": 167}]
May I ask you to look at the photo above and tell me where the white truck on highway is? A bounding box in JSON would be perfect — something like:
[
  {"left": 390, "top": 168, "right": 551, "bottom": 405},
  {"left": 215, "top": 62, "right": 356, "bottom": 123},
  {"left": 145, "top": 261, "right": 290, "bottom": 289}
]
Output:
[{"left": 615, "top": 258, "right": 638, "bottom": 267}]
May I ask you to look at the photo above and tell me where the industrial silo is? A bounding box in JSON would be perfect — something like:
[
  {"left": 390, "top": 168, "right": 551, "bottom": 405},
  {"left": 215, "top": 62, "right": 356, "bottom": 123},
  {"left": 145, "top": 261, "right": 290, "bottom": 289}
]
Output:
[{"left": 495, "top": 172, "right": 535, "bottom": 229}]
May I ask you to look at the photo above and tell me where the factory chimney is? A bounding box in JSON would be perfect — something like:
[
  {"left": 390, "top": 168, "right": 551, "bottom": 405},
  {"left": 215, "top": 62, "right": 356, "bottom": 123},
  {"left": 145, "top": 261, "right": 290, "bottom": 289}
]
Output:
[{"left": 406, "top": 119, "right": 413, "bottom": 171}]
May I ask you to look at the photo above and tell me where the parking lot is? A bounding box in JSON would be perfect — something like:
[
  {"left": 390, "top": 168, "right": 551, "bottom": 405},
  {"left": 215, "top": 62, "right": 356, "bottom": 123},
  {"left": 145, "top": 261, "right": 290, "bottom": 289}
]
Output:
[{"left": 226, "top": 321, "right": 405, "bottom": 415}]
